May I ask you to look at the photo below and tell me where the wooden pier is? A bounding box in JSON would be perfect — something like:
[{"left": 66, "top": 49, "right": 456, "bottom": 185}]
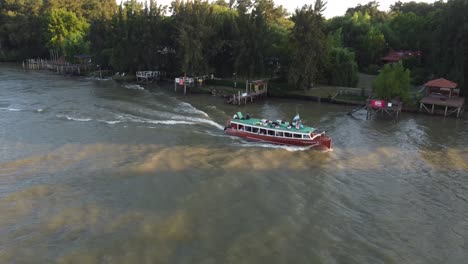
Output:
[
  {"left": 22, "top": 58, "right": 90, "bottom": 75},
  {"left": 226, "top": 80, "right": 268, "bottom": 105},
  {"left": 366, "top": 98, "right": 402, "bottom": 120},
  {"left": 174, "top": 75, "right": 209, "bottom": 95},
  {"left": 136, "top": 71, "right": 165, "bottom": 83},
  {"left": 419, "top": 78, "right": 464, "bottom": 117}
]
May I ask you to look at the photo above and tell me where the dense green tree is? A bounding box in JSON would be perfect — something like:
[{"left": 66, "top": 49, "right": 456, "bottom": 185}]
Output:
[
  {"left": 288, "top": 0, "right": 327, "bottom": 90},
  {"left": 389, "top": 12, "right": 425, "bottom": 50},
  {"left": 346, "top": 1, "right": 388, "bottom": 23},
  {"left": 325, "top": 29, "right": 359, "bottom": 87},
  {"left": 205, "top": 3, "right": 238, "bottom": 77},
  {"left": 430, "top": 0, "right": 467, "bottom": 94},
  {"left": 45, "top": 8, "right": 89, "bottom": 59},
  {"left": 373, "top": 62, "right": 410, "bottom": 102},
  {"left": 0, "top": 0, "right": 465, "bottom": 95},
  {"left": 390, "top": 0, "right": 439, "bottom": 16},
  {"left": 171, "top": 0, "right": 213, "bottom": 76}
]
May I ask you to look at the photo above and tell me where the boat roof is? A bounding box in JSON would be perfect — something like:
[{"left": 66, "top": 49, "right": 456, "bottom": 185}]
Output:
[{"left": 231, "top": 117, "right": 316, "bottom": 133}]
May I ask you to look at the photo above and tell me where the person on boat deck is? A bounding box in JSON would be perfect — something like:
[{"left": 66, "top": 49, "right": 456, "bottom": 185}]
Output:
[{"left": 233, "top": 114, "right": 238, "bottom": 119}]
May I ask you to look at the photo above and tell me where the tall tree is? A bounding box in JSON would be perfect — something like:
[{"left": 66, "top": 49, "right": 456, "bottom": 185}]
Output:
[
  {"left": 288, "top": 0, "right": 327, "bottom": 90},
  {"left": 430, "top": 0, "right": 467, "bottom": 94},
  {"left": 171, "top": 0, "right": 213, "bottom": 76},
  {"left": 45, "top": 8, "right": 89, "bottom": 59}
]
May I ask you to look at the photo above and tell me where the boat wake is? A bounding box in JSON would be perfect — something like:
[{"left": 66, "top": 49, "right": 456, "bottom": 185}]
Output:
[
  {"left": 114, "top": 113, "right": 195, "bottom": 126},
  {"left": 233, "top": 141, "right": 314, "bottom": 152},
  {"left": 97, "top": 120, "right": 122, "bottom": 125},
  {"left": 56, "top": 114, "right": 92, "bottom": 122},
  {"left": 85, "top": 77, "right": 111, "bottom": 81},
  {"left": 193, "top": 130, "right": 226, "bottom": 138},
  {"left": 175, "top": 102, "right": 209, "bottom": 117},
  {"left": 172, "top": 116, "right": 224, "bottom": 130},
  {"left": 0, "top": 107, "right": 22, "bottom": 112},
  {"left": 123, "top": 84, "right": 145, "bottom": 90}
]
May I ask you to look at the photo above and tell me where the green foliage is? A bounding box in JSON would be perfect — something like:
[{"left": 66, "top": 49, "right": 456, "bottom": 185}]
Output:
[
  {"left": 63, "top": 34, "right": 90, "bottom": 61},
  {"left": 429, "top": 0, "right": 467, "bottom": 94},
  {"left": 0, "top": 0, "right": 466, "bottom": 97},
  {"left": 334, "top": 10, "right": 387, "bottom": 69},
  {"left": 346, "top": 1, "right": 389, "bottom": 23},
  {"left": 171, "top": 0, "right": 213, "bottom": 75},
  {"left": 389, "top": 12, "right": 425, "bottom": 50},
  {"left": 289, "top": 0, "right": 327, "bottom": 90},
  {"left": 324, "top": 28, "right": 359, "bottom": 87},
  {"left": 46, "top": 9, "right": 89, "bottom": 58},
  {"left": 372, "top": 62, "right": 410, "bottom": 102},
  {"left": 327, "top": 47, "right": 359, "bottom": 87}
]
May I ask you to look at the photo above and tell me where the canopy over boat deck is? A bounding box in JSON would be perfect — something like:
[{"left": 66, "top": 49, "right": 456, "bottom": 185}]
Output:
[{"left": 419, "top": 78, "right": 464, "bottom": 117}]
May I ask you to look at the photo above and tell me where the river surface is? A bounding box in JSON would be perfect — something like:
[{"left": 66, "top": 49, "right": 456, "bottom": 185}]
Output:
[{"left": 0, "top": 63, "right": 467, "bottom": 263}]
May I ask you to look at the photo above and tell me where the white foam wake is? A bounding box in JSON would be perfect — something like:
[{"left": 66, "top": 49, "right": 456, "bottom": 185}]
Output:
[
  {"left": 98, "top": 120, "right": 122, "bottom": 124},
  {"left": 85, "top": 77, "right": 111, "bottom": 81},
  {"left": 114, "top": 113, "right": 195, "bottom": 125},
  {"left": 0, "top": 108, "right": 22, "bottom": 112},
  {"left": 176, "top": 102, "right": 209, "bottom": 117},
  {"left": 234, "top": 141, "right": 313, "bottom": 152},
  {"left": 172, "top": 116, "right": 224, "bottom": 130},
  {"left": 124, "top": 84, "right": 144, "bottom": 90},
  {"left": 56, "top": 114, "right": 92, "bottom": 122}
]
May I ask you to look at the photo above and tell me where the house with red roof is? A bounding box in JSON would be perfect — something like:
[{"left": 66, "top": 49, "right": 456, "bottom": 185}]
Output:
[
  {"left": 381, "top": 50, "right": 421, "bottom": 64},
  {"left": 419, "top": 78, "right": 464, "bottom": 117}
]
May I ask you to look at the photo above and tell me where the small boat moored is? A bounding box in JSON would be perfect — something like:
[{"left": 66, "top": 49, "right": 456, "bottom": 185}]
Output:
[{"left": 224, "top": 112, "right": 332, "bottom": 150}]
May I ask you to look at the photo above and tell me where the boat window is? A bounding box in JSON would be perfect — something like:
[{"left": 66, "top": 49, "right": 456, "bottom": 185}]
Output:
[
  {"left": 284, "top": 132, "right": 292, "bottom": 138},
  {"left": 246, "top": 126, "right": 252, "bottom": 132},
  {"left": 267, "top": 130, "right": 275, "bottom": 136},
  {"left": 232, "top": 123, "right": 238, "bottom": 129},
  {"left": 276, "top": 131, "right": 284, "bottom": 137},
  {"left": 252, "top": 127, "right": 259, "bottom": 133},
  {"left": 239, "top": 125, "right": 244, "bottom": 131},
  {"left": 293, "top": 134, "right": 302, "bottom": 138},
  {"left": 260, "top": 129, "right": 266, "bottom": 135},
  {"left": 303, "top": 134, "right": 311, "bottom": 139}
]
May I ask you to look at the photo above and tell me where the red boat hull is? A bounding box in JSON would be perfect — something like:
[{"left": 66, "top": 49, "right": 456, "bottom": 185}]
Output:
[{"left": 225, "top": 128, "right": 332, "bottom": 150}]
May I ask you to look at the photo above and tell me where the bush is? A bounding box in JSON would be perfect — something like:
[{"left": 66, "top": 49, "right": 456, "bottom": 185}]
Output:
[{"left": 372, "top": 62, "right": 411, "bottom": 102}]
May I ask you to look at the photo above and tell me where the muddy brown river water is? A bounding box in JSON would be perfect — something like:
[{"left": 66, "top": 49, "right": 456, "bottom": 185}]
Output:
[{"left": 0, "top": 63, "right": 467, "bottom": 263}]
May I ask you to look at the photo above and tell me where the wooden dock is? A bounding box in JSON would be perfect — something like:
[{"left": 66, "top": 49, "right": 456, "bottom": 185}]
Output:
[
  {"left": 366, "top": 98, "right": 402, "bottom": 120},
  {"left": 174, "top": 75, "right": 209, "bottom": 95},
  {"left": 419, "top": 96, "right": 464, "bottom": 117},
  {"left": 226, "top": 90, "right": 267, "bottom": 105},
  {"left": 419, "top": 78, "right": 465, "bottom": 117},
  {"left": 22, "top": 58, "right": 90, "bottom": 75},
  {"left": 226, "top": 80, "right": 268, "bottom": 105},
  {"left": 136, "top": 71, "right": 165, "bottom": 83}
]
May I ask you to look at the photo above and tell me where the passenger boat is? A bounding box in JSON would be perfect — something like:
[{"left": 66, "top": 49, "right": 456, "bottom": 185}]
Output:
[{"left": 224, "top": 112, "right": 332, "bottom": 150}]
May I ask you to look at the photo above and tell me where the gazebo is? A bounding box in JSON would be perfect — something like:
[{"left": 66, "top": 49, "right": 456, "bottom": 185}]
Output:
[
  {"left": 419, "top": 78, "right": 464, "bottom": 117},
  {"left": 423, "top": 78, "right": 459, "bottom": 98}
]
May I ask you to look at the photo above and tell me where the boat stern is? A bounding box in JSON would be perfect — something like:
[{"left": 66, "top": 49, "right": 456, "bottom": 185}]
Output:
[{"left": 320, "top": 135, "right": 332, "bottom": 150}]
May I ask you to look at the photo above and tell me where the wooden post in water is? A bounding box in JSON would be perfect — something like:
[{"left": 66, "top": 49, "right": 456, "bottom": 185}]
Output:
[
  {"left": 183, "top": 73, "right": 186, "bottom": 95},
  {"left": 245, "top": 80, "right": 248, "bottom": 94}
]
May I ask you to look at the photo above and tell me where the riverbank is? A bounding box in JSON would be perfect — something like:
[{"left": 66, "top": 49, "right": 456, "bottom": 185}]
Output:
[{"left": 12, "top": 61, "right": 464, "bottom": 118}]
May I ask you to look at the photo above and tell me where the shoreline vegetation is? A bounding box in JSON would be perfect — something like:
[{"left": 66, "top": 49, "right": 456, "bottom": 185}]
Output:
[{"left": 1, "top": 0, "right": 466, "bottom": 116}]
